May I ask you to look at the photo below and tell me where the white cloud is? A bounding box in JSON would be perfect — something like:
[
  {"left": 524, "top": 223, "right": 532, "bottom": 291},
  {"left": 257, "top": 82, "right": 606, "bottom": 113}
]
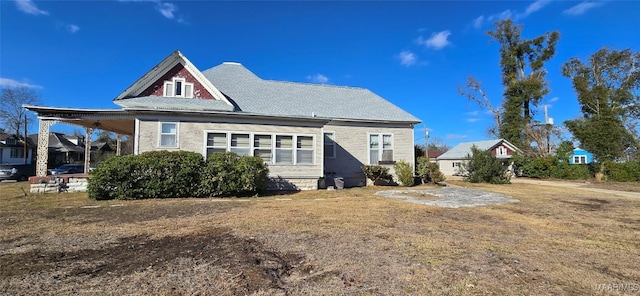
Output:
[
  {"left": 563, "top": 1, "right": 604, "bottom": 15},
  {"left": 396, "top": 51, "right": 417, "bottom": 67},
  {"left": 465, "top": 111, "right": 479, "bottom": 116},
  {"left": 156, "top": 2, "right": 176, "bottom": 19},
  {"left": 446, "top": 134, "right": 468, "bottom": 140},
  {"left": 473, "top": 16, "right": 485, "bottom": 29},
  {"left": 467, "top": 118, "right": 480, "bottom": 123},
  {"left": 307, "top": 74, "right": 329, "bottom": 84},
  {"left": 521, "top": 0, "right": 551, "bottom": 17},
  {"left": 472, "top": 0, "right": 550, "bottom": 29},
  {"left": 66, "top": 24, "right": 80, "bottom": 33},
  {"left": 0, "top": 78, "right": 42, "bottom": 89},
  {"left": 14, "top": 0, "right": 49, "bottom": 15},
  {"left": 118, "top": 0, "right": 183, "bottom": 22},
  {"left": 549, "top": 96, "right": 559, "bottom": 103},
  {"left": 416, "top": 30, "right": 452, "bottom": 50}
]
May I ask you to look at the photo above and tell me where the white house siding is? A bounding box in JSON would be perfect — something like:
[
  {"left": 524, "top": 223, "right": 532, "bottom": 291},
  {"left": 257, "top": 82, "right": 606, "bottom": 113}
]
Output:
[
  {"left": 324, "top": 121, "right": 415, "bottom": 187},
  {"left": 0, "top": 148, "right": 33, "bottom": 165},
  {"left": 136, "top": 116, "right": 324, "bottom": 190},
  {"left": 438, "top": 159, "right": 463, "bottom": 176}
]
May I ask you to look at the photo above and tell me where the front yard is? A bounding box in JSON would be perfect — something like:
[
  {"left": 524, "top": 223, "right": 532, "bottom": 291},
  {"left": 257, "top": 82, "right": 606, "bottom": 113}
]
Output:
[{"left": 1, "top": 181, "right": 639, "bottom": 295}]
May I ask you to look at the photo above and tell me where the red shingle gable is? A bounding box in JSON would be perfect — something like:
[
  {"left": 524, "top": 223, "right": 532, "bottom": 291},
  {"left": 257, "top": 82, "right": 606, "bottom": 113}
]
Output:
[{"left": 139, "top": 63, "right": 215, "bottom": 99}]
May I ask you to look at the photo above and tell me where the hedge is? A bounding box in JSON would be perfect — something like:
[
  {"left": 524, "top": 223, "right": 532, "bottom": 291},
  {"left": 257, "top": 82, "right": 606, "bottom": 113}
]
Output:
[{"left": 88, "top": 151, "right": 268, "bottom": 200}]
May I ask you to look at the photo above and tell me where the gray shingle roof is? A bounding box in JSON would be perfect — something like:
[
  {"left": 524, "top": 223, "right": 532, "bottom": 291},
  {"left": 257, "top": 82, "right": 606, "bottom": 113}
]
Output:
[
  {"left": 114, "top": 96, "right": 235, "bottom": 112},
  {"left": 201, "top": 62, "right": 420, "bottom": 123},
  {"left": 437, "top": 139, "right": 504, "bottom": 160}
]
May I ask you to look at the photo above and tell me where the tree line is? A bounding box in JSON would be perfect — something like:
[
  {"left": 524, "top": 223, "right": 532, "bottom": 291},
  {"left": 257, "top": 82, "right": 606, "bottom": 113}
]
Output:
[{"left": 459, "top": 19, "right": 640, "bottom": 173}]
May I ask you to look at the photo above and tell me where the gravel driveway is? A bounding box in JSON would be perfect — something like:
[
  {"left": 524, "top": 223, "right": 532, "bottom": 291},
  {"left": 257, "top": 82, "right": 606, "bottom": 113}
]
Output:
[{"left": 376, "top": 187, "right": 519, "bottom": 208}]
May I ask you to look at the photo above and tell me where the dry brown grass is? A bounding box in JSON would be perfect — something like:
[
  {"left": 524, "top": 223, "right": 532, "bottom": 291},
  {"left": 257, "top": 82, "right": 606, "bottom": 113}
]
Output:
[{"left": 1, "top": 180, "right": 639, "bottom": 295}]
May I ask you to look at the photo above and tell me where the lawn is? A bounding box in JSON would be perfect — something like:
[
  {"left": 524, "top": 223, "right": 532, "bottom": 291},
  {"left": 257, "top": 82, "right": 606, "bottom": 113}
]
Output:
[{"left": 1, "top": 180, "right": 639, "bottom": 295}]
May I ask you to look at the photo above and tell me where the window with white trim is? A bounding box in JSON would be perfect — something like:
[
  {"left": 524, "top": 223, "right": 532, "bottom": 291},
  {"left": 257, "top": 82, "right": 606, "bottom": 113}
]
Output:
[
  {"left": 324, "top": 132, "right": 336, "bottom": 158},
  {"left": 10, "top": 148, "right": 24, "bottom": 158},
  {"left": 497, "top": 146, "right": 507, "bottom": 156},
  {"left": 206, "top": 133, "right": 227, "bottom": 157},
  {"left": 574, "top": 155, "right": 586, "bottom": 164},
  {"left": 159, "top": 122, "right": 178, "bottom": 147},
  {"left": 253, "top": 135, "right": 273, "bottom": 163},
  {"left": 275, "top": 135, "right": 293, "bottom": 164},
  {"left": 205, "top": 132, "right": 313, "bottom": 165},
  {"left": 297, "top": 136, "right": 314, "bottom": 164},
  {"left": 164, "top": 77, "right": 194, "bottom": 98},
  {"left": 369, "top": 133, "right": 393, "bottom": 164},
  {"left": 230, "top": 133, "right": 250, "bottom": 156}
]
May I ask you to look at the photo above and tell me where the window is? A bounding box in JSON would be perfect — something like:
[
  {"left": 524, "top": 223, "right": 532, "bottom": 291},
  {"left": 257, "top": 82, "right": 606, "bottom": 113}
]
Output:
[
  {"left": 204, "top": 132, "right": 313, "bottom": 165},
  {"left": 253, "top": 135, "right": 272, "bottom": 163},
  {"left": 6, "top": 138, "right": 16, "bottom": 145},
  {"left": 497, "top": 146, "right": 507, "bottom": 156},
  {"left": 275, "top": 135, "right": 293, "bottom": 164},
  {"left": 453, "top": 162, "right": 461, "bottom": 167},
  {"left": 230, "top": 134, "right": 250, "bottom": 156},
  {"left": 297, "top": 136, "right": 314, "bottom": 164},
  {"left": 574, "top": 156, "right": 586, "bottom": 164},
  {"left": 369, "top": 133, "right": 393, "bottom": 164},
  {"left": 206, "top": 133, "right": 227, "bottom": 157},
  {"left": 159, "top": 122, "right": 178, "bottom": 147},
  {"left": 324, "top": 132, "right": 336, "bottom": 158},
  {"left": 163, "top": 77, "right": 194, "bottom": 98},
  {"left": 10, "top": 148, "right": 24, "bottom": 158}
]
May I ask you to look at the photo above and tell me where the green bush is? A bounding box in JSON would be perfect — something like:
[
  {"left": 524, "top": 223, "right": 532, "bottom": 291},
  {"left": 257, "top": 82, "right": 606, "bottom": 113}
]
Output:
[
  {"left": 199, "top": 152, "right": 269, "bottom": 197},
  {"left": 88, "top": 151, "right": 269, "bottom": 200},
  {"left": 88, "top": 151, "right": 204, "bottom": 200},
  {"left": 416, "top": 156, "right": 445, "bottom": 184},
  {"left": 362, "top": 165, "right": 392, "bottom": 185},
  {"left": 514, "top": 155, "right": 591, "bottom": 180},
  {"left": 462, "top": 146, "right": 510, "bottom": 184},
  {"left": 606, "top": 162, "right": 640, "bottom": 182},
  {"left": 394, "top": 160, "right": 415, "bottom": 187}
]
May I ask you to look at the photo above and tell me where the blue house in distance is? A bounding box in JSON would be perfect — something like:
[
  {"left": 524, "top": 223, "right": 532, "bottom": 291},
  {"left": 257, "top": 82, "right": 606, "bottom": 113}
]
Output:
[{"left": 570, "top": 148, "right": 594, "bottom": 164}]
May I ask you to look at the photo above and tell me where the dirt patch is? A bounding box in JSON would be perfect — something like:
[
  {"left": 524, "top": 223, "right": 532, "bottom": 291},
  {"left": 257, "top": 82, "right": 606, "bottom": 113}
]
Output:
[{"left": 1, "top": 228, "right": 302, "bottom": 295}]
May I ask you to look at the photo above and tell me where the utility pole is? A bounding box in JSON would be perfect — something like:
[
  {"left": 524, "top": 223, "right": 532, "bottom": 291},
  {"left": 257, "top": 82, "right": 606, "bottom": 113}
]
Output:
[
  {"left": 544, "top": 105, "right": 553, "bottom": 155},
  {"left": 423, "top": 124, "right": 430, "bottom": 160},
  {"left": 23, "top": 114, "right": 27, "bottom": 164}
]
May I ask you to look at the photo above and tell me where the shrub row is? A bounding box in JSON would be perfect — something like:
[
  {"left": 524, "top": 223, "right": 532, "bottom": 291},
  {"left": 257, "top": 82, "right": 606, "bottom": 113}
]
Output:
[
  {"left": 416, "top": 156, "right": 445, "bottom": 184},
  {"left": 88, "top": 151, "right": 268, "bottom": 200},
  {"left": 604, "top": 161, "right": 640, "bottom": 182}
]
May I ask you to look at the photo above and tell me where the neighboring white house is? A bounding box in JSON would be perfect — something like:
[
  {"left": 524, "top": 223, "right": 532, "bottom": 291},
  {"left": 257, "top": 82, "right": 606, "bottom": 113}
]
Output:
[
  {"left": 25, "top": 50, "right": 421, "bottom": 189},
  {"left": 436, "top": 139, "right": 521, "bottom": 176},
  {"left": 0, "top": 134, "right": 34, "bottom": 165}
]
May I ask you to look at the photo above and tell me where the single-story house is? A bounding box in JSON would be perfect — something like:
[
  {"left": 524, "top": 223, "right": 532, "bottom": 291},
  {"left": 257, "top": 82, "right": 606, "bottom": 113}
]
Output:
[
  {"left": 436, "top": 139, "right": 521, "bottom": 176},
  {"left": 0, "top": 134, "right": 34, "bottom": 165},
  {"left": 25, "top": 50, "right": 420, "bottom": 190},
  {"left": 569, "top": 148, "right": 593, "bottom": 164}
]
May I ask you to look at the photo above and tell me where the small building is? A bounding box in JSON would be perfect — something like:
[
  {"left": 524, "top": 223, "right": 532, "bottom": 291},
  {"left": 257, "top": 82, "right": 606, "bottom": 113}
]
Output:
[
  {"left": 436, "top": 139, "right": 521, "bottom": 176},
  {"left": 569, "top": 148, "right": 593, "bottom": 164},
  {"left": 0, "top": 134, "right": 34, "bottom": 165}
]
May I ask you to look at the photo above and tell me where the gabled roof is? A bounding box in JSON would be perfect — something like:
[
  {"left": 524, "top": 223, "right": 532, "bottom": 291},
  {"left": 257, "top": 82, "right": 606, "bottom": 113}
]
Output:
[
  {"left": 202, "top": 62, "right": 421, "bottom": 123},
  {"left": 28, "top": 133, "right": 85, "bottom": 153},
  {"left": 113, "top": 50, "right": 233, "bottom": 108},
  {"left": 437, "top": 139, "right": 520, "bottom": 160}
]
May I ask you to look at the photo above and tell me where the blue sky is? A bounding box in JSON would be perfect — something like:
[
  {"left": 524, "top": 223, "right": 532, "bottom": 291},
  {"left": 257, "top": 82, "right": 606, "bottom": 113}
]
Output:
[{"left": 2, "top": 0, "right": 639, "bottom": 147}]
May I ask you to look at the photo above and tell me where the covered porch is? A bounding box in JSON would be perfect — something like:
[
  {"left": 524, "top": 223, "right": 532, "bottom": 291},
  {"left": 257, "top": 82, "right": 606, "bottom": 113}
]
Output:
[{"left": 23, "top": 105, "right": 136, "bottom": 178}]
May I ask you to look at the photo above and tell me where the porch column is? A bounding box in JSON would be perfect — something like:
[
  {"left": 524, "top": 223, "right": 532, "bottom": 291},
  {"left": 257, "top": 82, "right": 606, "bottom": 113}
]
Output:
[
  {"left": 116, "top": 134, "right": 122, "bottom": 156},
  {"left": 84, "top": 127, "right": 94, "bottom": 174},
  {"left": 36, "top": 119, "right": 56, "bottom": 177}
]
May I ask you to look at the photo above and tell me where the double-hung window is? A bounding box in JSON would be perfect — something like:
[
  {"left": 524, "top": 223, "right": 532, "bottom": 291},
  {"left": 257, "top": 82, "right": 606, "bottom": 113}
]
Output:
[
  {"left": 230, "top": 134, "right": 250, "bottom": 156},
  {"left": 275, "top": 135, "right": 294, "bottom": 164},
  {"left": 296, "top": 136, "right": 314, "bottom": 164},
  {"left": 497, "top": 146, "right": 507, "bottom": 156},
  {"left": 369, "top": 133, "right": 393, "bottom": 164},
  {"left": 253, "top": 135, "right": 273, "bottom": 163},
  {"left": 324, "top": 132, "right": 336, "bottom": 158},
  {"left": 574, "top": 156, "right": 586, "bottom": 164},
  {"left": 164, "top": 77, "right": 194, "bottom": 98},
  {"left": 159, "top": 122, "right": 178, "bottom": 147},
  {"left": 206, "top": 133, "right": 227, "bottom": 157},
  {"left": 10, "top": 148, "right": 23, "bottom": 158}
]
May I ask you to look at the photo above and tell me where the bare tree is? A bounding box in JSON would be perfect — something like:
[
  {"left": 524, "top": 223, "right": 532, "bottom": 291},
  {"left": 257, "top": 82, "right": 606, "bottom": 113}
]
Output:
[
  {"left": 0, "top": 87, "right": 41, "bottom": 136},
  {"left": 457, "top": 76, "right": 502, "bottom": 138}
]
